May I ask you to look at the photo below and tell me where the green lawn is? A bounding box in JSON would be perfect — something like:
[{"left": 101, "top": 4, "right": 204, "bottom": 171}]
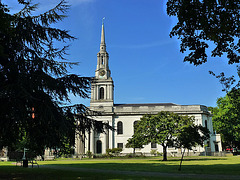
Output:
[{"left": 0, "top": 156, "right": 240, "bottom": 179}]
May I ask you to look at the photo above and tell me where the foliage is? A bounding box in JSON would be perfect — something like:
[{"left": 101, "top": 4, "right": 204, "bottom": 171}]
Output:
[
  {"left": 131, "top": 111, "right": 196, "bottom": 161},
  {"left": 106, "top": 148, "right": 122, "bottom": 157},
  {"left": 150, "top": 149, "right": 161, "bottom": 156},
  {"left": 211, "top": 89, "right": 240, "bottom": 148},
  {"left": 125, "top": 134, "right": 143, "bottom": 154},
  {"left": 167, "top": 0, "right": 240, "bottom": 90},
  {"left": 176, "top": 124, "right": 209, "bottom": 171},
  {"left": 167, "top": 0, "right": 240, "bottom": 65},
  {"left": 0, "top": 0, "right": 112, "bottom": 156},
  {"left": 176, "top": 125, "right": 210, "bottom": 150},
  {"left": 86, "top": 151, "right": 92, "bottom": 158},
  {"left": 106, "top": 148, "right": 123, "bottom": 155},
  {"left": 125, "top": 120, "right": 143, "bottom": 154}
]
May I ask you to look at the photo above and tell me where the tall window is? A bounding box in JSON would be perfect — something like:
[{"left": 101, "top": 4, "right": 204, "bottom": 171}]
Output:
[
  {"left": 133, "top": 121, "right": 138, "bottom": 133},
  {"left": 117, "top": 121, "right": 123, "bottom": 134},
  {"left": 96, "top": 140, "right": 102, "bottom": 154},
  {"left": 99, "top": 87, "right": 104, "bottom": 100},
  {"left": 101, "top": 56, "right": 104, "bottom": 65},
  {"left": 205, "top": 120, "right": 208, "bottom": 129}
]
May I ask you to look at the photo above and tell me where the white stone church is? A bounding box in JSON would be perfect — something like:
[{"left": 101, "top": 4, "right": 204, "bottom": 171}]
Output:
[{"left": 74, "top": 22, "right": 222, "bottom": 156}]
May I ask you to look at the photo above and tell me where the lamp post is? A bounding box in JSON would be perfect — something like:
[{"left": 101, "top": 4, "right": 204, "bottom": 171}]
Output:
[{"left": 22, "top": 148, "right": 28, "bottom": 167}]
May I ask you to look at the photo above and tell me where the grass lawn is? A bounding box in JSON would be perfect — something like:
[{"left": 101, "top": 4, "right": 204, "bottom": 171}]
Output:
[{"left": 0, "top": 156, "right": 240, "bottom": 179}]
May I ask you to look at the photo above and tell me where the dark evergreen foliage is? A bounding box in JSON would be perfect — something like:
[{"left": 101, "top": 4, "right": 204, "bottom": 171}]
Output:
[{"left": 0, "top": 0, "right": 110, "bottom": 155}]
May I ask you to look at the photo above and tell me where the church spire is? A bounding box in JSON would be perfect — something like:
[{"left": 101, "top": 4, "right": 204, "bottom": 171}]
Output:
[
  {"left": 90, "top": 18, "right": 114, "bottom": 107},
  {"left": 100, "top": 17, "right": 106, "bottom": 52}
]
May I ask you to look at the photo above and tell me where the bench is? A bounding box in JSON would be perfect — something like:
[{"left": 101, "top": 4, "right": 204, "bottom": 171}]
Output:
[
  {"left": 29, "top": 160, "right": 39, "bottom": 168},
  {"left": 16, "top": 159, "right": 39, "bottom": 168}
]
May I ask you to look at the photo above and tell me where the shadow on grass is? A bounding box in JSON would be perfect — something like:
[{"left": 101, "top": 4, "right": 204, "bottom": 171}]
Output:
[
  {"left": 149, "top": 157, "right": 227, "bottom": 162},
  {"left": 41, "top": 161, "right": 240, "bottom": 176},
  {"left": 1, "top": 160, "right": 240, "bottom": 180},
  {"left": 0, "top": 165, "right": 180, "bottom": 180}
]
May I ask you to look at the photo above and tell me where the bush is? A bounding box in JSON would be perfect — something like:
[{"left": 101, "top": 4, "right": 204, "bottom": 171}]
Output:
[
  {"left": 106, "top": 148, "right": 122, "bottom": 156},
  {"left": 86, "top": 151, "right": 92, "bottom": 158},
  {"left": 125, "top": 153, "right": 146, "bottom": 158},
  {"left": 150, "top": 150, "right": 160, "bottom": 156}
]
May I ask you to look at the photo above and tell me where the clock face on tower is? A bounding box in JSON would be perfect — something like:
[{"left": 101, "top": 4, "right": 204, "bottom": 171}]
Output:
[{"left": 99, "top": 70, "right": 106, "bottom": 76}]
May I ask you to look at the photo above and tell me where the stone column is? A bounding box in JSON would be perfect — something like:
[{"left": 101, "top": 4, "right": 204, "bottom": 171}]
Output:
[
  {"left": 105, "top": 85, "right": 107, "bottom": 100},
  {"left": 106, "top": 121, "right": 109, "bottom": 150},
  {"left": 96, "top": 85, "right": 98, "bottom": 100},
  {"left": 91, "top": 86, "right": 94, "bottom": 101},
  {"left": 110, "top": 84, "right": 113, "bottom": 100},
  {"left": 112, "top": 117, "right": 115, "bottom": 148},
  {"left": 103, "top": 131, "right": 106, "bottom": 153},
  {"left": 90, "top": 129, "right": 95, "bottom": 153}
]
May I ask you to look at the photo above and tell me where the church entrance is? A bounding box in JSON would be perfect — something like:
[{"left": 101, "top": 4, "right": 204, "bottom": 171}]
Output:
[{"left": 96, "top": 140, "right": 102, "bottom": 154}]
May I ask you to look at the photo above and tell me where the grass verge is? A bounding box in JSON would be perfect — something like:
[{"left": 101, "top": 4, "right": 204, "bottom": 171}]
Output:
[{"left": 0, "top": 156, "right": 239, "bottom": 179}]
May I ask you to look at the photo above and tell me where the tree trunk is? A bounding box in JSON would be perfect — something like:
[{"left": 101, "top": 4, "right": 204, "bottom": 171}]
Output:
[
  {"left": 133, "top": 147, "right": 135, "bottom": 154},
  {"left": 178, "top": 148, "right": 186, "bottom": 171},
  {"left": 162, "top": 145, "right": 167, "bottom": 161}
]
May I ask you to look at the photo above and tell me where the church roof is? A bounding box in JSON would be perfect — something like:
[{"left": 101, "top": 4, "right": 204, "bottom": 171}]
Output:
[{"left": 114, "top": 103, "right": 178, "bottom": 107}]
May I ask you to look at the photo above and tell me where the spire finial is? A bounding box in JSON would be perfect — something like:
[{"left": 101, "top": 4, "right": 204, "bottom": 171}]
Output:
[
  {"left": 102, "top": 17, "right": 105, "bottom": 25},
  {"left": 100, "top": 18, "right": 106, "bottom": 47}
]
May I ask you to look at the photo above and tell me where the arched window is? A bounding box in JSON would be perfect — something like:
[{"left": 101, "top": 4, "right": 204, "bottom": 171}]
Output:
[
  {"left": 101, "top": 56, "right": 104, "bottom": 65},
  {"left": 99, "top": 87, "right": 104, "bottom": 100},
  {"left": 117, "top": 121, "right": 123, "bottom": 134},
  {"left": 205, "top": 120, "right": 208, "bottom": 129},
  {"left": 133, "top": 121, "right": 138, "bottom": 133}
]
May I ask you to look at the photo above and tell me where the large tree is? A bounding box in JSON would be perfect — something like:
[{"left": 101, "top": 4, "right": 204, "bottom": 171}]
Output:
[
  {"left": 0, "top": 0, "right": 109, "bottom": 156},
  {"left": 211, "top": 89, "right": 240, "bottom": 149},
  {"left": 167, "top": 0, "right": 240, "bottom": 90},
  {"left": 132, "top": 111, "right": 201, "bottom": 161}
]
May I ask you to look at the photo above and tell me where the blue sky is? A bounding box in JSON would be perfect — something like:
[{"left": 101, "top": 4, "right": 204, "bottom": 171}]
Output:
[{"left": 4, "top": 0, "right": 238, "bottom": 107}]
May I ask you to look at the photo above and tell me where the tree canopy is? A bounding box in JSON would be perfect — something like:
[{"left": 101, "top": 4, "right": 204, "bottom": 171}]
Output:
[
  {"left": 0, "top": 0, "right": 110, "bottom": 156},
  {"left": 167, "top": 0, "right": 240, "bottom": 90},
  {"left": 176, "top": 124, "right": 209, "bottom": 170},
  {"left": 210, "top": 89, "right": 240, "bottom": 149},
  {"left": 130, "top": 111, "right": 208, "bottom": 161}
]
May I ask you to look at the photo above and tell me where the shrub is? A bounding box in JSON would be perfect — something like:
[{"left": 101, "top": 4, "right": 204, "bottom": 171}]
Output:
[
  {"left": 150, "top": 150, "right": 159, "bottom": 156},
  {"left": 86, "top": 151, "right": 92, "bottom": 158},
  {"left": 106, "top": 148, "right": 123, "bottom": 156}
]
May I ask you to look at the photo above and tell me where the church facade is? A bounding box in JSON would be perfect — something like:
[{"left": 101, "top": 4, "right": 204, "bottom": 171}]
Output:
[{"left": 75, "top": 23, "right": 222, "bottom": 156}]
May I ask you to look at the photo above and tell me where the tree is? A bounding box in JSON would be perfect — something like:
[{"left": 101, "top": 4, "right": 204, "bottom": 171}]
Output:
[
  {"left": 125, "top": 134, "right": 144, "bottom": 154},
  {"left": 132, "top": 111, "right": 196, "bottom": 161},
  {"left": 176, "top": 124, "right": 209, "bottom": 171},
  {"left": 0, "top": 0, "right": 110, "bottom": 156},
  {"left": 166, "top": 0, "right": 240, "bottom": 90},
  {"left": 211, "top": 89, "right": 240, "bottom": 149},
  {"left": 125, "top": 120, "right": 143, "bottom": 154}
]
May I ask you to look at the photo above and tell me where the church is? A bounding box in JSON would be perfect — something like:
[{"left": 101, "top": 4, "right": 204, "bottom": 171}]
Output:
[{"left": 74, "top": 22, "right": 222, "bottom": 156}]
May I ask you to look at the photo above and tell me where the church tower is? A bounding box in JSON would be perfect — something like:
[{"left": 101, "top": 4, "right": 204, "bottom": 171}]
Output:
[{"left": 90, "top": 20, "right": 114, "bottom": 108}]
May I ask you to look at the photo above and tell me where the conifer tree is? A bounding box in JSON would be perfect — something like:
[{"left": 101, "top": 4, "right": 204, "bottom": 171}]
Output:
[{"left": 0, "top": 0, "right": 108, "bottom": 155}]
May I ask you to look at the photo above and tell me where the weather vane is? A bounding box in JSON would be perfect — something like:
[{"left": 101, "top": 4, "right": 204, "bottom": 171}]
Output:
[{"left": 102, "top": 17, "right": 105, "bottom": 25}]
